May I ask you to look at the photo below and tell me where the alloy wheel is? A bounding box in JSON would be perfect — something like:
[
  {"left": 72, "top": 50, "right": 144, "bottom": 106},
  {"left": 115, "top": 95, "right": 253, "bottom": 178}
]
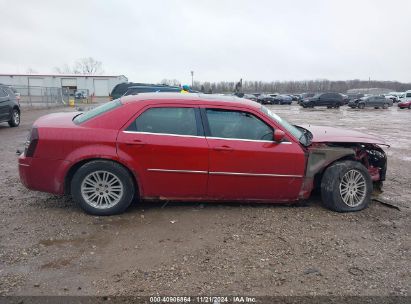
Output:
[
  {"left": 339, "top": 169, "right": 366, "bottom": 207},
  {"left": 80, "top": 170, "right": 124, "bottom": 209},
  {"left": 13, "top": 111, "right": 20, "bottom": 125}
]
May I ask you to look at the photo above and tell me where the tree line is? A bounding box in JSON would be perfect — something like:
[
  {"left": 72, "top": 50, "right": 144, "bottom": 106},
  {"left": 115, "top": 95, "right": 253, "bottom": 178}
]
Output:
[{"left": 162, "top": 79, "right": 411, "bottom": 94}]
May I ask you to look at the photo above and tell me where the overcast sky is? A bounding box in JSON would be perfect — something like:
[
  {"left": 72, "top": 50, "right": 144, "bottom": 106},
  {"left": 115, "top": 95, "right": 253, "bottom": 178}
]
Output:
[{"left": 1, "top": 0, "right": 410, "bottom": 84}]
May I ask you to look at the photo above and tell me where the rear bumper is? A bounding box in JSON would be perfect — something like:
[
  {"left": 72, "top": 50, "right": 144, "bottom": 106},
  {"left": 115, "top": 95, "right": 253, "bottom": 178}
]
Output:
[{"left": 18, "top": 153, "right": 71, "bottom": 195}]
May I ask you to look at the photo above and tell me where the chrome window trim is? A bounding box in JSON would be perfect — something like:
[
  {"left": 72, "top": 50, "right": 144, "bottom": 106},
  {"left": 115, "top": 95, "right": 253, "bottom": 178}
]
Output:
[
  {"left": 122, "top": 131, "right": 205, "bottom": 139},
  {"left": 122, "top": 131, "right": 292, "bottom": 144},
  {"left": 209, "top": 171, "right": 303, "bottom": 178},
  {"left": 147, "top": 168, "right": 208, "bottom": 174},
  {"left": 206, "top": 136, "right": 292, "bottom": 144}
]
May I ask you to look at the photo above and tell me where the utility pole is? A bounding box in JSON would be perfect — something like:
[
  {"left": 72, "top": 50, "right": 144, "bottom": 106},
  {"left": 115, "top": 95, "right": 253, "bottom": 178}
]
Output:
[{"left": 190, "top": 71, "right": 194, "bottom": 87}]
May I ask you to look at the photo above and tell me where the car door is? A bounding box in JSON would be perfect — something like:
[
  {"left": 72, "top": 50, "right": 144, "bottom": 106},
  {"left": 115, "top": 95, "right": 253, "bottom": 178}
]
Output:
[
  {"left": 0, "top": 88, "right": 10, "bottom": 122},
  {"left": 319, "top": 93, "right": 329, "bottom": 106},
  {"left": 371, "top": 97, "right": 380, "bottom": 107},
  {"left": 203, "top": 106, "right": 306, "bottom": 201},
  {"left": 117, "top": 105, "right": 209, "bottom": 199}
]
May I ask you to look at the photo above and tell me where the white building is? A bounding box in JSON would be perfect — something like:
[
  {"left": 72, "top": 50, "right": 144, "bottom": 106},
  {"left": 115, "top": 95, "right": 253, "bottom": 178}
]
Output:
[{"left": 0, "top": 73, "right": 128, "bottom": 97}]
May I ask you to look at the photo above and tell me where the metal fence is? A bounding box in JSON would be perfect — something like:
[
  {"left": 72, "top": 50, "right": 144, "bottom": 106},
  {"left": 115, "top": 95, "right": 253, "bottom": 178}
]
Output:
[{"left": 12, "top": 85, "right": 91, "bottom": 108}]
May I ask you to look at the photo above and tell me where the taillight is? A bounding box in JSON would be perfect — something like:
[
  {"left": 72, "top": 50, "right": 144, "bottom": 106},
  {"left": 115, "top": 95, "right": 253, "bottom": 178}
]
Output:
[{"left": 25, "top": 127, "right": 39, "bottom": 157}]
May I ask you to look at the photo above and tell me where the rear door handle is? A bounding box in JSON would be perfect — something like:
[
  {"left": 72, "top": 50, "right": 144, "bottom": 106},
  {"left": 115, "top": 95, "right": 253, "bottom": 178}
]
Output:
[
  {"left": 213, "top": 145, "right": 233, "bottom": 151},
  {"left": 124, "top": 139, "right": 145, "bottom": 146}
]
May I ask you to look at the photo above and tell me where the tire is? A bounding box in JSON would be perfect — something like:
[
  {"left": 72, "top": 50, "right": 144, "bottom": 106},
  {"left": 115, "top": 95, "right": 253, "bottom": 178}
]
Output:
[
  {"left": 71, "top": 160, "right": 135, "bottom": 215},
  {"left": 327, "top": 106, "right": 332, "bottom": 109},
  {"left": 320, "top": 161, "right": 372, "bottom": 212},
  {"left": 382, "top": 103, "right": 388, "bottom": 109},
  {"left": 358, "top": 103, "right": 365, "bottom": 109},
  {"left": 8, "top": 108, "right": 20, "bottom": 127}
]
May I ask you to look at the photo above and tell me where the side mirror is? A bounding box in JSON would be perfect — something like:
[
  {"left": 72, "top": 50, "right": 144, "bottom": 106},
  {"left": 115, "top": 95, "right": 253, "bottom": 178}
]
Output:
[{"left": 273, "top": 129, "right": 285, "bottom": 142}]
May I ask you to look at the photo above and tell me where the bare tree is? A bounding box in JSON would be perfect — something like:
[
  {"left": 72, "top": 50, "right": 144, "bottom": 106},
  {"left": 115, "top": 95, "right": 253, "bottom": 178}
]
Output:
[
  {"left": 26, "top": 67, "right": 38, "bottom": 74},
  {"left": 160, "top": 79, "right": 181, "bottom": 86},
  {"left": 73, "top": 57, "right": 104, "bottom": 75},
  {"left": 53, "top": 64, "right": 73, "bottom": 74},
  {"left": 53, "top": 57, "right": 104, "bottom": 75}
]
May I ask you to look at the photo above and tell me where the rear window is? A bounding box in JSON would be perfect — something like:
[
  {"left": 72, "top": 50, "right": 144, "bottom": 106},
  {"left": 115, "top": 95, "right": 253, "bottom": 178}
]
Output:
[
  {"left": 73, "top": 100, "right": 122, "bottom": 124},
  {"left": 406, "top": 93, "right": 411, "bottom": 98}
]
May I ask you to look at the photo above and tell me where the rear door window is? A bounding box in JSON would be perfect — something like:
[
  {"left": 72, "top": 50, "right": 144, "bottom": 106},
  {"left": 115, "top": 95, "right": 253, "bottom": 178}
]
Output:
[{"left": 128, "top": 107, "right": 198, "bottom": 136}]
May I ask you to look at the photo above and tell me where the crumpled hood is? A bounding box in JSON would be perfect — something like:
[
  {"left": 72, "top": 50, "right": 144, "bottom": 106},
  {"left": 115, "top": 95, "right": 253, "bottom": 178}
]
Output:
[{"left": 302, "top": 125, "right": 388, "bottom": 146}]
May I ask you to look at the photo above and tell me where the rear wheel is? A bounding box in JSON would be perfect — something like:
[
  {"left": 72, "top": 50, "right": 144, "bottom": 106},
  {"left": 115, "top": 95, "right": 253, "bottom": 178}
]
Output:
[
  {"left": 321, "top": 161, "right": 372, "bottom": 212},
  {"left": 382, "top": 103, "right": 388, "bottom": 109},
  {"left": 71, "top": 160, "right": 135, "bottom": 215},
  {"left": 8, "top": 109, "right": 20, "bottom": 127}
]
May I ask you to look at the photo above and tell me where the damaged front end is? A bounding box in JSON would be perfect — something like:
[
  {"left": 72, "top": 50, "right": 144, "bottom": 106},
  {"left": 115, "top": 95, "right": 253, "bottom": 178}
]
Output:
[{"left": 299, "top": 142, "right": 387, "bottom": 199}]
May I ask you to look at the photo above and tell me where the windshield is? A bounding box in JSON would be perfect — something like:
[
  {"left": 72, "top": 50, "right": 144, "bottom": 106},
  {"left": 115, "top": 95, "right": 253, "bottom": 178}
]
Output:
[
  {"left": 73, "top": 100, "right": 122, "bottom": 124},
  {"left": 260, "top": 106, "right": 304, "bottom": 141}
]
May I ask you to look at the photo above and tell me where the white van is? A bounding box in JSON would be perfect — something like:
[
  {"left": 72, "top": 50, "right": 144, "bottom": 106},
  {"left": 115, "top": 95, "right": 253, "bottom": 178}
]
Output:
[
  {"left": 400, "top": 90, "right": 411, "bottom": 102},
  {"left": 398, "top": 92, "right": 407, "bottom": 102}
]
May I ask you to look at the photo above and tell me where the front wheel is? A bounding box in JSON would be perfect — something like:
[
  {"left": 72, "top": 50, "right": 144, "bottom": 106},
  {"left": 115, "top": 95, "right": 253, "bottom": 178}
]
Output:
[
  {"left": 71, "top": 160, "right": 135, "bottom": 215},
  {"left": 382, "top": 103, "right": 388, "bottom": 109},
  {"left": 321, "top": 161, "right": 372, "bottom": 212},
  {"left": 8, "top": 109, "right": 20, "bottom": 127}
]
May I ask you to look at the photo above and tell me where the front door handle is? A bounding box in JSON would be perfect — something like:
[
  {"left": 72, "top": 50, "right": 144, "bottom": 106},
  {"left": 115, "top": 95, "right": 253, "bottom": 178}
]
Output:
[{"left": 213, "top": 145, "right": 233, "bottom": 152}]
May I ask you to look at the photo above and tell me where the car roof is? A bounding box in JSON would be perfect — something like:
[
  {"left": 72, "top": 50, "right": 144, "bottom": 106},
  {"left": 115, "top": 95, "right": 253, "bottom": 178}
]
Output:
[{"left": 120, "top": 93, "right": 261, "bottom": 109}]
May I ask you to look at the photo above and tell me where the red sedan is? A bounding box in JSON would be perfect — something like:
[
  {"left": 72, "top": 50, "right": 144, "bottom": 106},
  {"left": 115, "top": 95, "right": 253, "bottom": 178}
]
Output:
[
  {"left": 398, "top": 100, "right": 411, "bottom": 109},
  {"left": 19, "top": 94, "right": 388, "bottom": 215}
]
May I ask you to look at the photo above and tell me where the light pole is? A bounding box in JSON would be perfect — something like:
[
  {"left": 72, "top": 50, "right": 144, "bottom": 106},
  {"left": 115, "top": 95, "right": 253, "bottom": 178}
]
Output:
[{"left": 190, "top": 71, "right": 194, "bottom": 87}]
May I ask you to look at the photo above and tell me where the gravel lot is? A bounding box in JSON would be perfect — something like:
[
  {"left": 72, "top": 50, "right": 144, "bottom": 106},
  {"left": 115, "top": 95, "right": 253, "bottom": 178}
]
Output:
[{"left": 0, "top": 104, "right": 410, "bottom": 296}]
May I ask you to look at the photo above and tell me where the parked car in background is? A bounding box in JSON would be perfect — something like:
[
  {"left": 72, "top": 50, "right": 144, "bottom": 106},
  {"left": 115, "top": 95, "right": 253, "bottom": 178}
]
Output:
[
  {"left": 340, "top": 94, "right": 350, "bottom": 105},
  {"left": 398, "top": 100, "right": 411, "bottom": 109},
  {"left": 75, "top": 91, "right": 87, "bottom": 99},
  {"left": 18, "top": 93, "right": 388, "bottom": 215},
  {"left": 123, "top": 85, "right": 181, "bottom": 96},
  {"left": 348, "top": 95, "right": 392, "bottom": 109},
  {"left": 257, "top": 94, "right": 276, "bottom": 104},
  {"left": 383, "top": 94, "right": 398, "bottom": 103},
  {"left": 289, "top": 95, "right": 299, "bottom": 102},
  {"left": 110, "top": 83, "right": 190, "bottom": 99},
  {"left": 0, "top": 84, "right": 20, "bottom": 127},
  {"left": 273, "top": 94, "right": 293, "bottom": 105},
  {"left": 389, "top": 92, "right": 403, "bottom": 102},
  {"left": 243, "top": 94, "right": 258, "bottom": 101},
  {"left": 298, "top": 93, "right": 315, "bottom": 105},
  {"left": 397, "top": 91, "right": 411, "bottom": 109},
  {"left": 347, "top": 93, "right": 365, "bottom": 102},
  {"left": 300, "top": 92, "right": 344, "bottom": 108}
]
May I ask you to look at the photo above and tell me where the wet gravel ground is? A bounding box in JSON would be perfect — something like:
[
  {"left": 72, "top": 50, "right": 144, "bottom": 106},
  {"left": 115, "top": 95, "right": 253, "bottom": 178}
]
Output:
[{"left": 0, "top": 104, "right": 409, "bottom": 296}]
